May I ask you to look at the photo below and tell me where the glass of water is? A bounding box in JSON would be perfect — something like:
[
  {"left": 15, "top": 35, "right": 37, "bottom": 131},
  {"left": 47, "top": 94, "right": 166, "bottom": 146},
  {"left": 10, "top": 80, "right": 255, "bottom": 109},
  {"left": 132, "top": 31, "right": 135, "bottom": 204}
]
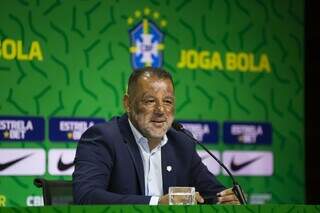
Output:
[{"left": 168, "top": 186, "right": 195, "bottom": 205}]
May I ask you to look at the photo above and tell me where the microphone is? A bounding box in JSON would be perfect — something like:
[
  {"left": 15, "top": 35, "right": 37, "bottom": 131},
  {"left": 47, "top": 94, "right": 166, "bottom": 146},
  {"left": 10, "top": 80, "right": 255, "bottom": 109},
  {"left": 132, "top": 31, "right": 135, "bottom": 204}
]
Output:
[{"left": 172, "top": 121, "right": 247, "bottom": 204}]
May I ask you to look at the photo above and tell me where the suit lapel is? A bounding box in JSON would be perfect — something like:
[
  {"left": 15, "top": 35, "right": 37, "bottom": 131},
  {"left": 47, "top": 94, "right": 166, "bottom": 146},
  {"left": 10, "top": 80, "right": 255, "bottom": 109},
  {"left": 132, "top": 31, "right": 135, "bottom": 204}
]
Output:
[
  {"left": 117, "top": 115, "right": 145, "bottom": 194},
  {"left": 161, "top": 140, "right": 177, "bottom": 194}
]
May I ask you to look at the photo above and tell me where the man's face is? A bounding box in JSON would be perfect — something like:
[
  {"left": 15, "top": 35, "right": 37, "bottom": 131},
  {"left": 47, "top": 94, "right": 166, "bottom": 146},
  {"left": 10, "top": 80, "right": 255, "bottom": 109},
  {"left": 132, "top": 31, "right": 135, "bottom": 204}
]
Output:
[{"left": 124, "top": 75, "right": 175, "bottom": 141}]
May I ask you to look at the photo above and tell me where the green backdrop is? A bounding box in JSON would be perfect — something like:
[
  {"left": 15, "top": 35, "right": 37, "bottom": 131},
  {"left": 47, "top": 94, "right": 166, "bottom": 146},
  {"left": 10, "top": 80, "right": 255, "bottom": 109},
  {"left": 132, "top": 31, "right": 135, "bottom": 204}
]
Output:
[{"left": 0, "top": 0, "right": 304, "bottom": 207}]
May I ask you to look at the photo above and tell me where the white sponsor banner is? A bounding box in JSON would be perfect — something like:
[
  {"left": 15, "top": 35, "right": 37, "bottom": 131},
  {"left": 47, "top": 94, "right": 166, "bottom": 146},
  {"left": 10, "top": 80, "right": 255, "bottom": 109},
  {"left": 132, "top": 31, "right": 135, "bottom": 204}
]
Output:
[
  {"left": 181, "top": 123, "right": 210, "bottom": 141},
  {"left": 0, "top": 148, "right": 45, "bottom": 175},
  {"left": 222, "top": 151, "right": 273, "bottom": 176},
  {"left": 249, "top": 193, "right": 272, "bottom": 204},
  {"left": 197, "top": 150, "right": 220, "bottom": 175},
  {"left": 26, "top": 195, "right": 44, "bottom": 206},
  {"left": 48, "top": 149, "right": 76, "bottom": 175}
]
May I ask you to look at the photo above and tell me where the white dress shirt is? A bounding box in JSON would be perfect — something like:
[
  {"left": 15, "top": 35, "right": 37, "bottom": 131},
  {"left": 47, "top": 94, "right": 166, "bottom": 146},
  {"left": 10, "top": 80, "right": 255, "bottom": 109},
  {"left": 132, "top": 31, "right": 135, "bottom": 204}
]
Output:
[{"left": 128, "top": 119, "right": 168, "bottom": 205}]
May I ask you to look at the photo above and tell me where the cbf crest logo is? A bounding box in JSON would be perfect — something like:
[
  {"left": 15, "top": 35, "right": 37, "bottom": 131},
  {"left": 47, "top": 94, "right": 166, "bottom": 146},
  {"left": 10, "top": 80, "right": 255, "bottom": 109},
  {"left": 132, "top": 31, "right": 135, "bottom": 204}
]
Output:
[{"left": 128, "top": 8, "right": 167, "bottom": 69}]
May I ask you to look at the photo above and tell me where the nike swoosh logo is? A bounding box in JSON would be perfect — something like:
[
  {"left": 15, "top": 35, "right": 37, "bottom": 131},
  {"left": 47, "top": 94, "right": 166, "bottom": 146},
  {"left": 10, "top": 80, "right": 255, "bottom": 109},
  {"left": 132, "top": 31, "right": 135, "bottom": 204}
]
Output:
[
  {"left": 0, "top": 154, "right": 33, "bottom": 171},
  {"left": 57, "top": 155, "right": 75, "bottom": 171},
  {"left": 230, "top": 156, "right": 262, "bottom": 171}
]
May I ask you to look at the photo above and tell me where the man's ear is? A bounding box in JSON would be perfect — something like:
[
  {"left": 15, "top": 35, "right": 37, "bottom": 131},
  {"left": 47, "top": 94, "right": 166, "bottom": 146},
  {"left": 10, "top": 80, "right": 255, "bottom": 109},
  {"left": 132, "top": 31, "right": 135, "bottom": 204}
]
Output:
[{"left": 123, "top": 94, "right": 130, "bottom": 113}]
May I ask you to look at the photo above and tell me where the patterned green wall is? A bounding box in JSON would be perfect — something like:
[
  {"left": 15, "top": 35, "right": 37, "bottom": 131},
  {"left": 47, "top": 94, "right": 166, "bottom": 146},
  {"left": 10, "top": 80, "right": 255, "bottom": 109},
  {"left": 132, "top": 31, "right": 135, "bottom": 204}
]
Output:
[{"left": 0, "top": 0, "right": 304, "bottom": 207}]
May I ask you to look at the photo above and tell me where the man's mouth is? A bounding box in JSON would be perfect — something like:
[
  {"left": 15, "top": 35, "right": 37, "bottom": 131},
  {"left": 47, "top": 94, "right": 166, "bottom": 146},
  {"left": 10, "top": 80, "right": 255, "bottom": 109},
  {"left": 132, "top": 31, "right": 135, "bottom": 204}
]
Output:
[{"left": 151, "top": 120, "right": 166, "bottom": 126}]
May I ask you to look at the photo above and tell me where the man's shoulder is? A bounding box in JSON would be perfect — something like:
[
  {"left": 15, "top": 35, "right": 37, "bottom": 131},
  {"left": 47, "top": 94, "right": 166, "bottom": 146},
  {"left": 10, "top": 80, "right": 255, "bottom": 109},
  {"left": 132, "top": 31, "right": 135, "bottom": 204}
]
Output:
[
  {"left": 167, "top": 128, "right": 195, "bottom": 149},
  {"left": 80, "top": 114, "right": 127, "bottom": 140},
  {"left": 87, "top": 117, "right": 118, "bottom": 132}
]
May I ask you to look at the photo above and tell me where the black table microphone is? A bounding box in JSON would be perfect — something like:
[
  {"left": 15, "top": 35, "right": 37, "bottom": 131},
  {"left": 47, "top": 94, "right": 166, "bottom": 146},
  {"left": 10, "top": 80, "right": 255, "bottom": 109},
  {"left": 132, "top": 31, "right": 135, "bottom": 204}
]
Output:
[{"left": 172, "top": 121, "right": 247, "bottom": 204}]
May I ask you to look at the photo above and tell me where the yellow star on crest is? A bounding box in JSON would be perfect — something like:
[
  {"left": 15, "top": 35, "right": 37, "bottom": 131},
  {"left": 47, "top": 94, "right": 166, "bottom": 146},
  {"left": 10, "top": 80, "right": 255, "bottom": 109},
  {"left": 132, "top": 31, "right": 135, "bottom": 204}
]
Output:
[
  {"left": 144, "top": 7, "right": 151, "bottom": 15},
  {"left": 160, "top": 20, "right": 167, "bottom": 27},
  {"left": 153, "top": 11, "right": 160, "bottom": 19},
  {"left": 134, "top": 10, "right": 141, "bottom": 18},
  {"left": 127, "top": 8, "right": 167, "bottom": 29},
  {"left": 127, "top": 16, "right": 134, "bottom": 25}
]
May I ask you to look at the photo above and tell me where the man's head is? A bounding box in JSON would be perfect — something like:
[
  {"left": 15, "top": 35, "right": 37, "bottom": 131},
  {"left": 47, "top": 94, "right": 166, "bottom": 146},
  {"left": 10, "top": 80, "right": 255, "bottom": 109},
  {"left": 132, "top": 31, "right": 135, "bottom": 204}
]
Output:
[{"left": 123, "top": 67, "right": 175, "bottom": 142}]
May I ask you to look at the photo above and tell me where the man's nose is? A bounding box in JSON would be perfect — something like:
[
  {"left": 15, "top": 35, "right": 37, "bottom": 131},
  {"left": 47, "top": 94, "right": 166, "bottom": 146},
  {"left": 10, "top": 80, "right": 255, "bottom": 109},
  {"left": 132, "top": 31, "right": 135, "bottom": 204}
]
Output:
[{"left": 154, "top": 102, "right": 165, "bottom": 114}]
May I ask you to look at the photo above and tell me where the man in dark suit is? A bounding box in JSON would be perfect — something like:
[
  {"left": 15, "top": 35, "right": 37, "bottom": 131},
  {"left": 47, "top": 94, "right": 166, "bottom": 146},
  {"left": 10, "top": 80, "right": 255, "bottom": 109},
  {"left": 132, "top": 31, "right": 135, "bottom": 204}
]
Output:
[{"left": 73, "top": 67, "right": 240, "bottom": 204}]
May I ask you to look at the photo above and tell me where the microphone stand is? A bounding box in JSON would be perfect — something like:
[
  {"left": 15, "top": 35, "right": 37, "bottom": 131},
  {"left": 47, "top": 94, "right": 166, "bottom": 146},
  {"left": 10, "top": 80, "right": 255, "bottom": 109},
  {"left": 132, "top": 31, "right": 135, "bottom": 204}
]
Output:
[{"left": 172, "top": 122, "right": 247, "bottom": 204}]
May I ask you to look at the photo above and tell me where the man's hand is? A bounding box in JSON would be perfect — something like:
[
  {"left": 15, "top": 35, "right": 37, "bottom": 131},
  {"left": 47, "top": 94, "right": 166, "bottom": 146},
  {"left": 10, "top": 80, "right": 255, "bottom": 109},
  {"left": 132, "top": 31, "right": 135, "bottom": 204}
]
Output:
[
  {"left": 158, "top": 194, "right": 169, "bottom": 204},
  {"left": 159, "top": 192, "right": 204, "bottom": 204},
  {"left": 216, "top": 188, "right": 240, "bottom": 204},
  {"left": 195, "top": 192, "right": 204, "bottom": 204}
]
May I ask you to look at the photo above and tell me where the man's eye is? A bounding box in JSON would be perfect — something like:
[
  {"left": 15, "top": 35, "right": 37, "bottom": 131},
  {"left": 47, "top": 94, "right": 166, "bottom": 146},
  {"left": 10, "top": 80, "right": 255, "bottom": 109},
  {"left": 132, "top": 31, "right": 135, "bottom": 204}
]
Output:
[
  {"left": 145, "top": 99, "right": 155, "bottom": 104},
  {"left": 164, "top": 100, "right": 173, "bottom": 105}
]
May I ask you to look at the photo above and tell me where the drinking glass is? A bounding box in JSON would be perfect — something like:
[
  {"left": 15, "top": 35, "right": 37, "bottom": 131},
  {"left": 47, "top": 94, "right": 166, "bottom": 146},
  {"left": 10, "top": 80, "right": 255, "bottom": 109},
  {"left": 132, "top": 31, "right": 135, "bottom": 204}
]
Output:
[{"left": 168, "top": 186, "right": 195, "bottom": 205}]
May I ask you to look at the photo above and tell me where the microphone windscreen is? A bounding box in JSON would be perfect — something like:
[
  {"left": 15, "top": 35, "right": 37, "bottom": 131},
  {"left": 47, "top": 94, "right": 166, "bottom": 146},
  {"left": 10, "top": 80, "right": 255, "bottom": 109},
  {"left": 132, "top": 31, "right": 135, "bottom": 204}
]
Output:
[{"left": 172, "top": 121, "right": 183, "bottom": 130}]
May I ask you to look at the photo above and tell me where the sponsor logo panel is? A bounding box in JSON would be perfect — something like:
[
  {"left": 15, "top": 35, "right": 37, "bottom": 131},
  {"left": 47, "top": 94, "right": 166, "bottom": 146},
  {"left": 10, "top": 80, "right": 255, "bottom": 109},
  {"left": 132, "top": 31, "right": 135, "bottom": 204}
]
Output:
[
  {"left": 26, "top": 195, "right": 44, "bottom": 206},
  {"left": 48, "top": 149, "right": 76, "bottom": 175},
  {"left": 0, "top": 149, "right": 45, "bottom": 175},
  {"left": 223, "top": 122, "right": 272, "bottom": 144},
  {"left": 197, "top": 150, "right": 220, "bottom": 175},
  {"left": 179, "top": 120, "right": 219, "bottom": 144},
  {"left": 0, "top": 116, "right": 44, "bottom": 141},
  {"left": 249, "top": 193, "right": 272, "bottom": 204},
  {"left": 49, "top": 117, "right": 105, "bottom": 142},
  {"left": 222, "top": 151, "right": 273, "bottom": 176}
]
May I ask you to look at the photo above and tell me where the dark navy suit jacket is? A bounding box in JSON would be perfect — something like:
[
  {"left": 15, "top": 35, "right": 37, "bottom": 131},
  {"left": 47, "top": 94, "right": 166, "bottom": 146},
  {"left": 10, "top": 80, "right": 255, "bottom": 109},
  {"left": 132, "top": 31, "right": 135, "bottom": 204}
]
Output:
[{"left": 73, "top": 114, "right": 225, "bottom": 204}]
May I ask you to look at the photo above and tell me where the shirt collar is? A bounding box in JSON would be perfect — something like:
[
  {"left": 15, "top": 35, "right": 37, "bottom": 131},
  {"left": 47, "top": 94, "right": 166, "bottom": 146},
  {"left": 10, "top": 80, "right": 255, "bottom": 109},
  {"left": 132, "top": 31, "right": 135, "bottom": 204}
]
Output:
[{"left": 128, "top": 119, "right": 168, "bottom": 148}]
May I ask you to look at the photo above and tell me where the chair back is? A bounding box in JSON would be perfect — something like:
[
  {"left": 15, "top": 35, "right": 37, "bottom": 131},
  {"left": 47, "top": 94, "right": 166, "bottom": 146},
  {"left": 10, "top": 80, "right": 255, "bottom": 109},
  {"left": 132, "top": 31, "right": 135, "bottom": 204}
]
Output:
[{"left": 34, "top": 178, "right": 73, "bottom": 205}]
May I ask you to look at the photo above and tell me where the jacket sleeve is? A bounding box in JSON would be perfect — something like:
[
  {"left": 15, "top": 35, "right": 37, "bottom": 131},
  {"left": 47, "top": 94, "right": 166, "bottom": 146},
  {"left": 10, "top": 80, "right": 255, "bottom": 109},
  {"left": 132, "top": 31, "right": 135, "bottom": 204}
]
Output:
[
  {"left": 72, "top": 125, "right": 151, "bottom": 204},
  {"left": 189, "top": 144, "right": 226, "bottom": 204}
]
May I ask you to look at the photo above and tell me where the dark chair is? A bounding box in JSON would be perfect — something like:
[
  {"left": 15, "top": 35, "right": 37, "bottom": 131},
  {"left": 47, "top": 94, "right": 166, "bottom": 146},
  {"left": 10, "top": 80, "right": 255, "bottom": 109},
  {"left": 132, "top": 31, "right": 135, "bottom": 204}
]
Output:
[{"left": 33, "top": 178, "right": 73, "bottom": 205}]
